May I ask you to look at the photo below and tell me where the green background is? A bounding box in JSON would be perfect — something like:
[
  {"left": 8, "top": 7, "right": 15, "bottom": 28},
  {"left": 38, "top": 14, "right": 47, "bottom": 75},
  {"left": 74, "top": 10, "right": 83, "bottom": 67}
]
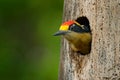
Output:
[{"left": 0, "top": 0, "right": 63, "bottom": 80}]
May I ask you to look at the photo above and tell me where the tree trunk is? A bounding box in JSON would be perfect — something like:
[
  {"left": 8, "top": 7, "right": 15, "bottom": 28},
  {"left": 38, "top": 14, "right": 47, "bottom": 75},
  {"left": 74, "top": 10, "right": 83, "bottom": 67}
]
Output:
[{"left": 59, "top": 0, "right": 120, "bottom": 80}]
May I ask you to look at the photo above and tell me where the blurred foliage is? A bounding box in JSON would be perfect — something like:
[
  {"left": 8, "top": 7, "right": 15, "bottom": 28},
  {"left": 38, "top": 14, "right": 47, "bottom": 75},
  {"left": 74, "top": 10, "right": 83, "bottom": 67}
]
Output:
[{"left": 0, "top": 0, "right": 63, "bottom": 80}]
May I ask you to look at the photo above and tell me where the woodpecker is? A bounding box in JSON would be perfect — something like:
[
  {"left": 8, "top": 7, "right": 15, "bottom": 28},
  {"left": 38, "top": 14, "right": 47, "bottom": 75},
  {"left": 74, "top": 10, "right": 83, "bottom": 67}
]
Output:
[{"left": 54, "top": 16, "right": 92, "bottom": 54}]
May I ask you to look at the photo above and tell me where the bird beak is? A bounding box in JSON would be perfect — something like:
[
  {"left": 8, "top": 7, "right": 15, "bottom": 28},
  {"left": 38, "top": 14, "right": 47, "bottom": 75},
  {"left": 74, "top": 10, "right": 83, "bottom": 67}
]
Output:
[{"left": 53, "top": 30, "right": 68, "bottom": 36}]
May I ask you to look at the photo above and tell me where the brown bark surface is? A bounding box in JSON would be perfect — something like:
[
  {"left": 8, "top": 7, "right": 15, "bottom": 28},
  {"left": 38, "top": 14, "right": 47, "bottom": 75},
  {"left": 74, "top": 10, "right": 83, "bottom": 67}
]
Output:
[{"left": 59, "top": 0, "right": 120, "bottom": 80}]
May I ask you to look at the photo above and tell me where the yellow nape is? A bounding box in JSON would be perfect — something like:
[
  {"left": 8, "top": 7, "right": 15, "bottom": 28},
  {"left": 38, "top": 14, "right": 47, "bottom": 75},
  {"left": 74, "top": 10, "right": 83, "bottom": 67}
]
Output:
[
  {"left": 59, "top": 25, "right": 69, "bottom": 31},
  {"left": 74, "top": 21, "right": 80, "bottom": 26}
]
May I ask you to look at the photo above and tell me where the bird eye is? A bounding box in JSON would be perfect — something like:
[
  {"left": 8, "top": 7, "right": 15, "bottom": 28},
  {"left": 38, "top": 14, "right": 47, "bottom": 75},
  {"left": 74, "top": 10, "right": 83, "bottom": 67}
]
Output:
[
  {"left": 69, "top": 23, "right": 86, "bottom": 33},
  {"left": 70, "top": 24, "right": 75, "bottom": 30}
]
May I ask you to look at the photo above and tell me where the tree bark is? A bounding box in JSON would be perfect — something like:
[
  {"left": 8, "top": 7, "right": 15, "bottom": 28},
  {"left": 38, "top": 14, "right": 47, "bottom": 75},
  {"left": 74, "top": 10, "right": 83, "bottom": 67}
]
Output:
[{"left": 59, "top": 0, "right": 120, "bottom": 80}]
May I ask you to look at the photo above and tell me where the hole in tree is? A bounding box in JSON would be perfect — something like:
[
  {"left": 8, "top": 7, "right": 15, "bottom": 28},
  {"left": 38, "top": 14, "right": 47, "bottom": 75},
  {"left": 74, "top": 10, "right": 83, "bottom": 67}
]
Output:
[{"left": 75, "top": 16, "right": 92, "bottom": 55}]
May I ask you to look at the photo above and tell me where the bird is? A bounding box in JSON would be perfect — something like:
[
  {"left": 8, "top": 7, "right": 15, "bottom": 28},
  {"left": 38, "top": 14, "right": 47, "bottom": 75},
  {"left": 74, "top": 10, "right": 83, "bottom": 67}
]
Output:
[{"left": 54, "top": 16, "right": 92, "bottom": 55}]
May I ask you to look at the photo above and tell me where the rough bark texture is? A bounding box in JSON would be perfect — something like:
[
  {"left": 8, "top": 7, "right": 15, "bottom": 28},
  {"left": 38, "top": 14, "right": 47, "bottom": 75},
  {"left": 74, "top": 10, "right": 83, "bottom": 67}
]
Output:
[{"left": 59, "top": 0, "right": 120, "bottom": 80}]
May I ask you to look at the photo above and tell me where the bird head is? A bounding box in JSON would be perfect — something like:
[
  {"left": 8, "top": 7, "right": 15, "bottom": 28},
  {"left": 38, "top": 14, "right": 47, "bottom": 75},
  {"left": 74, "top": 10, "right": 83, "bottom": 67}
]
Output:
[{"left": 54, "top": 20, "right": 89, "bottom": 36}]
